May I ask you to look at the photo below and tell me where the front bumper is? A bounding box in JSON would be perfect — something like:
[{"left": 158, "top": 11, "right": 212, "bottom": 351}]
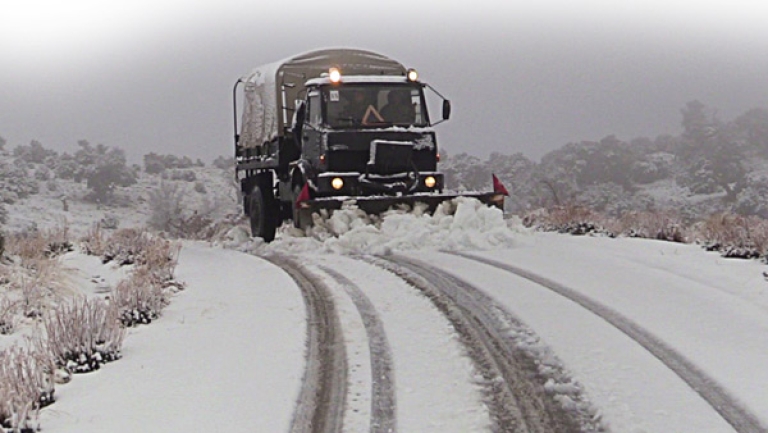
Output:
[{"left": 315, "top": 171, "right": 444, "bottom": 197}]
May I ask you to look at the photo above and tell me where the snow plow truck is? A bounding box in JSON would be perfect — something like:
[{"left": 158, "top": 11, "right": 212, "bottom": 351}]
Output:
[{"left": 233, "top": 48, "right": 507, "bottom": 241}]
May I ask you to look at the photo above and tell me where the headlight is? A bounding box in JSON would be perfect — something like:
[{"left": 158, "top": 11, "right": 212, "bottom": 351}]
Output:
[
  {"left": 407, "top": 68, "right": 419, "bottom": 82},
  {"left": 329, "top": 67, "right": 341, "bottom": 83},
  {"left": 331, "top": 177, "right": 344, "bottom": 190},
  {"left": 424, "top": 176, "right": 436, "bottom": 188}
]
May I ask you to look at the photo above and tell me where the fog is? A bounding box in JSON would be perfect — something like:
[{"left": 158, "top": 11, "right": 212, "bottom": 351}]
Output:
[{"left": 1, "top": 0, "right": 767, "bottom": 163}]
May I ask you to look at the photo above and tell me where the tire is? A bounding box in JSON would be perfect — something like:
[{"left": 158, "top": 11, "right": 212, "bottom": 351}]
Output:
[{"left": 249, "top": 184, "right": 277, "bottom": 242}]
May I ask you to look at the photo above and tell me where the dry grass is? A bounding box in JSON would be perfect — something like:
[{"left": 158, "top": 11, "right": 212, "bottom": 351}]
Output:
[
  {"left": 109, "top": 232, "right": 182, "bottom": 326},
  {"left": 79, "top": 224, "right": 109, "bottom": 257},
  {"left": 617, "top": 210, "right": 688, "bottom": 243},
  {"left": 111, "top": 271, "right": 168, "bottom": 327},
  {"left": 523, "top": 205, "right": 611, "bottom": 236},
  {"left": 693, "top": 213, "right": 768, "bottom": 258},
  {"left": 80, "top": 227, "right": 183, "bottom": 326},
  {"left": 2, "top": 255, "right": 69, "bottom": 320},
  {"left": 4, "top": 225, "right": 72, "bottom": 262},
  {"left": 41, "top": 296, "right": 125, "bottom": 373},
  {"left": 0, "top": 223, "right": 183, "bottom": 432},
  {"left": 0, "top": 345, "right": 56, "bottom": 432},
  {"left": 523, "top": 206, "right": 768, "bottom": 259}
]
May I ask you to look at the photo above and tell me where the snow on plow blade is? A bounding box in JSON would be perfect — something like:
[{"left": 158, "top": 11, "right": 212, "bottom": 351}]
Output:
[{"left": 296, "top": 192, "right": 505, "bottom": 226}]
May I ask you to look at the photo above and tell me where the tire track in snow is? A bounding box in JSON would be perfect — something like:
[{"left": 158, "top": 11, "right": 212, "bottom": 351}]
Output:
[
  {"left": 373, "top": 255, "right": 590, "bottom": 433},
  {"left": 262, "top": 254, "right": 347, "bottom": 433},
  {"left": 317, "top": 265, "right": 397, "bottom": 433},
  {"left": 453, "top": 251, "right": 767, "bottom": 433}
]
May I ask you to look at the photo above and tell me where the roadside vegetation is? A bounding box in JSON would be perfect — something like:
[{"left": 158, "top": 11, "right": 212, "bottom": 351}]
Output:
[
  {"left": 523, "top": 205, "right": 768, "bottom": 261},
  {"left": 0, "top": 223, "right": 181, "bottom": 432}
]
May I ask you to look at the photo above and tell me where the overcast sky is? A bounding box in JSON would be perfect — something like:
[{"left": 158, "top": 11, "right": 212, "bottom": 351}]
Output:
[{"left": 1, "top": 1, "right": 767, "bottom": 163}]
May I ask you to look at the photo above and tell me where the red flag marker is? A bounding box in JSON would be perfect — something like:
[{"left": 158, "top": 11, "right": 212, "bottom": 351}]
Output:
[
  {"left": 492, "top": 174, "right": 509, "bottom": 196},
  {"left": 295, "top": 183, "right": 310, "bottom": 208}
]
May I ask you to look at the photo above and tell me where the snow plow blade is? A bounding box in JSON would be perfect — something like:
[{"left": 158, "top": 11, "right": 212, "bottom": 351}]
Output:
[{"left": 296, "top": 192, "right": 505, "bottom": 226}]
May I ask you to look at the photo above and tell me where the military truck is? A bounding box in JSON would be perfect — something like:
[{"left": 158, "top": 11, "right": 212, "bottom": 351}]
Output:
[{"left": 233, "top": 48, "right": 506, "bottom": 241}]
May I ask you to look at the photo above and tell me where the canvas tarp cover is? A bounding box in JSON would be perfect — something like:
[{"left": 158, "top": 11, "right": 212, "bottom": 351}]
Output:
[{"left": 238, "top": 48, "right": 406, "bottom": 149}]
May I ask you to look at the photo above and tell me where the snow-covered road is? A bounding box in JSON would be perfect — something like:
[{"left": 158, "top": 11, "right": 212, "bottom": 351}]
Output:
[{"left": 40, "top": 224, "right": 768, "bottom": 432}]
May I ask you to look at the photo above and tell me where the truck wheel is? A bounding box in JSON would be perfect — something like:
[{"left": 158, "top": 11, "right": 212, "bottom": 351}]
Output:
[{"left": 249, "top": 185, "right": 277, "bottom": 242}]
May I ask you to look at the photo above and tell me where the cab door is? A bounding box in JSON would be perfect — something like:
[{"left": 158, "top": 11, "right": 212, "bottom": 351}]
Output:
[{"left": 302, "top": 89, "right": 324, "bottom": 164}]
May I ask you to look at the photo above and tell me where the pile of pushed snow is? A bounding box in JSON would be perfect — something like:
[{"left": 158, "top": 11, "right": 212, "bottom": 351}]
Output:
[{"left": 225, "top": 197, "right": 525, "bottom": 255}]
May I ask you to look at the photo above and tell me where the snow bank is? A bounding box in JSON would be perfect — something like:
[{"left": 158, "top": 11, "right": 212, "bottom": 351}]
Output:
[{"left": 226, "top": 197, "right": 525, "bottom": 255}]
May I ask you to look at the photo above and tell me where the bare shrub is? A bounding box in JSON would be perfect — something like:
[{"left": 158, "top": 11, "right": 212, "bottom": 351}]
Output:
[
  {"left": 42, "top": 297, "right": 125, "bottom": 373},
  {"left": 5, "top": 225, "right": 72, "bottom": 261},
  {"left": 80, "top": 225, "right": 108, "bottom": 257},
  {"left": 147, "top": 181, "right": 224, "bottom": 239},
  {"left": 82, "top": 228, "right": 182, "bottom": 326},
  {"left": 0, "top": 345, "right": 56, "bottom": 432},
  {"left": 523, "top": 205, "right": 614, "bottom": 236},
  {"left": 111, "top": 271, "right": 168, "bottom": 327},
  {"left": 100, "top": 228, "right": 155, "bottom": 266},
  {"left": 0, "top": 297, "right": 17, "bottom": 335},
  {"left": 110, "top": 237, "right": 181, "bottom": 326},
  {"left": 618, "top": 211, "right": 688, "bottom": 243},
  {"left": 693, "top": 213, "right": 768, "bottom": 258},
  {"left": 147, "top": 181, "right": 184, "bottom": 233},
  {"left": 3, "top": 253, "right": 67, "bottom": 320}
]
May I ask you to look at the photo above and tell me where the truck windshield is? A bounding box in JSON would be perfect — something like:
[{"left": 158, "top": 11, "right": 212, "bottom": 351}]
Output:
[{"left": 324, "top": 84, "right": 427, "bottom": 128}]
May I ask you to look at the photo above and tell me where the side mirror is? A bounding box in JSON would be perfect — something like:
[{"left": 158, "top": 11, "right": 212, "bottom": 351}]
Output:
[{"left": 442, "top": 100, "right": 451, "bottom": 120}]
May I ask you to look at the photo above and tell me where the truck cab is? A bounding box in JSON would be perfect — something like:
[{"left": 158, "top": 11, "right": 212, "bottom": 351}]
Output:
[{"left": 294, "top": 71, "right": 449, "bottom": 200}]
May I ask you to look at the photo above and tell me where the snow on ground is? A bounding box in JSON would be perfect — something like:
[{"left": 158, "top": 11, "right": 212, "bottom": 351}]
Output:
[
  {"left": 40, "top": 244, "right": 306, "bottom": 432},
  {"left": 308, "top": 255, "right": 490, "bottom": 432},
  {"left": 232, "top": 197, "right": 521, "bottom": 256},
  {"left": 2, "top": 192, "right": 766, "bottom": 432}
]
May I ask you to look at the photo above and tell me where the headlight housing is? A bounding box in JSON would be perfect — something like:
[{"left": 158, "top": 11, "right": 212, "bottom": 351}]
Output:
[{"left": 331, "top": 177, "right": 344, "bottom": 190}]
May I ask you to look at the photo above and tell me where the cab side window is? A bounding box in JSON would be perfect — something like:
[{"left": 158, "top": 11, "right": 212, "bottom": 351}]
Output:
[{"left": 307, "top": 91, "right": 322, "bottom": 126}]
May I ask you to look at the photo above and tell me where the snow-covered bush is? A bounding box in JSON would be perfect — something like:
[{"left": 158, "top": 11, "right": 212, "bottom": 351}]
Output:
[
  {"left": 212, "top": 155, "right": 234, "bottom": 170},
  {"left": 0, "top": 345, "right": 56, "bottom": 432},
  {"left": 42, "top": 297, "right": 125, "bottom": 373},
  {"left": 629, "top": 152, "right": 674, "bottom": 184},
  {"left": 161, "top": 169, "right": 197, "bottom": 182},
  {"left": 52, "top": 155, "right": 78, "bottom": 180},
  {"left": 0, "top": 161, "right": 39, "bottom": 204},
  {"left": 12, "top": 140, "right": 56, "bottom": 165},
  {"left": 85, "top": 163, "right": 138, "bottom": 204},
  {"left": 193, "top": 181, "right": 206, "bottom": 194},
  {"left": 34, "top": 165, "right": 52, "bottom": 182},
  {"left": 99, "top": 214, "right": 120, "bottom": 230},
  {"left": 733, "top": 174, "right": 768, "bottom": 218},
  {"left": 143, "top": 153, "right": 199, "bottom": 173},
  {"left": 574, "top": 182, "right": 633, "bottom": 218}
]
